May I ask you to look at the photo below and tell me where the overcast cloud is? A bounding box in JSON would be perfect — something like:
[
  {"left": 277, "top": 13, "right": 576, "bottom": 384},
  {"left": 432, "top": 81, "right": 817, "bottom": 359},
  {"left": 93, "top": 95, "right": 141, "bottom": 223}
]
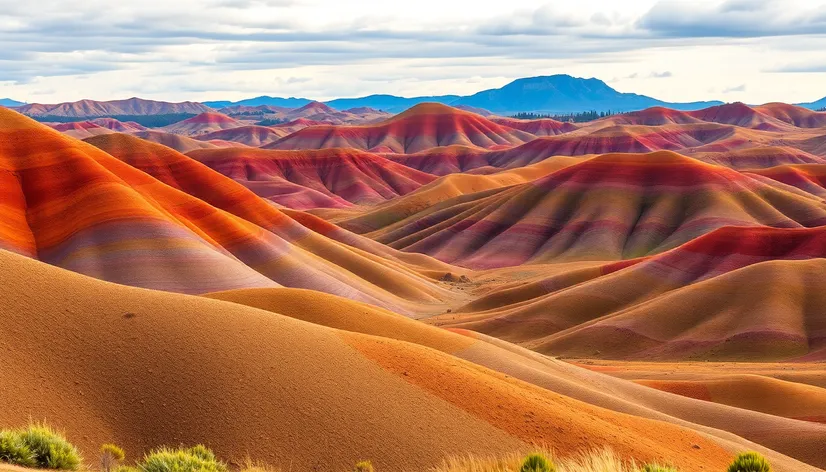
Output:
[{"left": 0, "top": 0, "right": 825, "bottom": 103}]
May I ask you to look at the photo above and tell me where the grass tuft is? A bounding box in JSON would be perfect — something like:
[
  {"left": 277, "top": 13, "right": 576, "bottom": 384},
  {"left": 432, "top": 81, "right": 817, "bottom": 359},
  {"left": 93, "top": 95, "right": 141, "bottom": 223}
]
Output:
[
  {"left": 354, "top": 460, "right": 375, "bottom": 472},
  {"left": 0, "top": 430, "right": 37, "bottom": 468},
  {"left": 726, "top": 452, "right": 771, "bottom": 472},
  {"left": 640, "top": 465, "right": 677, "bottom": 472},
  {"left": 137, "top": 445, "right": 227, "bottom": 472},
  {"left": 431, "top": 448, "right": 678, "bottom": 472},
  {"left": 101, "top": 443, "right": 126, "bottom": 472},
  {"left": 520, "top": 453, "right": 555, "bottom": 472},
  {"left": 0, "top": 423, "right": 82, "bottom": 470}
]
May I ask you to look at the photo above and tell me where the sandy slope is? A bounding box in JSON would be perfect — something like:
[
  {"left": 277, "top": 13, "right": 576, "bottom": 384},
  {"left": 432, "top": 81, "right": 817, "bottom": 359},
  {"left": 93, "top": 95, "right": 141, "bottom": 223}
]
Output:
[
  {"left": 204, "top": 287, "right": 825, "bottom": 470},
  {"left": 0, "top": 250, "right": 749, "bottom": 472}
]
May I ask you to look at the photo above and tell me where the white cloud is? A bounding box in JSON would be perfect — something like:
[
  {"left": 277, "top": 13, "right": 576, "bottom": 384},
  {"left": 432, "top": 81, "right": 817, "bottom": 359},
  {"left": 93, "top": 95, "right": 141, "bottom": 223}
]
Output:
[{"left": 0, "top": 0, "right": 824, "bottom": 104}]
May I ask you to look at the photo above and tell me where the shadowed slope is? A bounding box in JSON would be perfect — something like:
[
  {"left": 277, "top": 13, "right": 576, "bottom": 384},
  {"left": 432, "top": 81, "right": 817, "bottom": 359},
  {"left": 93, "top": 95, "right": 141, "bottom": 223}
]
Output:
[
  {"left": 187, "top": 147, "right": 437, "bottom": 209},
  {"left": 368, "top": 152, "right": 826, "bottom": 268},
  {"left": 0, "top": 250, "right": 741, "bottom": 472},
  {"left": 267, "top": 103, "right": 535, "bottom": 153}
]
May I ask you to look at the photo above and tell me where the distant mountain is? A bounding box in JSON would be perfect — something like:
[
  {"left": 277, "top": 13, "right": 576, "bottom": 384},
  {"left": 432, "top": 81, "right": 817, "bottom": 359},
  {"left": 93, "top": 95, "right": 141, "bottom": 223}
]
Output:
[
  {"left": 325, "top": 94, "right": 461, "bottom": 113},
  {"left": 0, "top": 98, "right": 23, "bottom": 107},
  {"left": 15, "top": 97, "right": 212, "bottom": 126},
  {"left": 206, "top": 75, "right": 723, "bottom": 115},
  {"left": 450, "top": 75, "right": 723, "bottom": 114},
  {"left": 203, "top": 96, "right": 312, "bottom": 109},
  {"left": 796, "top": 96, "right": 826, "bottom": 110}
]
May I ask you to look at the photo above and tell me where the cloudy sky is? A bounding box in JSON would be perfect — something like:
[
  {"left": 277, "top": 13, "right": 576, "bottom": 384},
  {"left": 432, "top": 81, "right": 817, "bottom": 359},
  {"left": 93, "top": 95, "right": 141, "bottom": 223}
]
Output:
[{"left": 1, "top": 0, "right": 825, "bottom": 104}]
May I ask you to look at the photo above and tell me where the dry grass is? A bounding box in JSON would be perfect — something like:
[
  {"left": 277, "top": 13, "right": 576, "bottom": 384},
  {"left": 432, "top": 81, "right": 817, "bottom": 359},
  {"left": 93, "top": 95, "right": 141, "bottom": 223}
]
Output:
[
  {"left": 431, "top": 448, "right": 676, "bottom": 472},
  {"left": 239, "top": 456, "right": 283, "bottom": 472}
]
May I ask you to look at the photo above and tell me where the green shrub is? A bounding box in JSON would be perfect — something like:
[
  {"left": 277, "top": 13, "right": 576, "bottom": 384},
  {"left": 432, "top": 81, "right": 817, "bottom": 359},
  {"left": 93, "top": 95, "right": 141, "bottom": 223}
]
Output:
[
  {"left": 727, "top": 452, "right": 771, "bottom": 472},
  {"left": 138, "top": 445, "right": 227, "bottom": 472},
  {"left": 0, "top": 430, "right": 37, "bottom": 467},
  {"left": 16, "top": 424, "right": 81, "bottom": 470},
  {"left": 101, "top": 443, "right": 126, "bottom": 472},
  {"left": 520, "top": 453, "right": 555, "bottom": 472},
  {"left": 354, "top": 460, "right": 374, "bottom": 472},
  {"left": 640, "top": 465, "right": 677, "bottom": 472}
]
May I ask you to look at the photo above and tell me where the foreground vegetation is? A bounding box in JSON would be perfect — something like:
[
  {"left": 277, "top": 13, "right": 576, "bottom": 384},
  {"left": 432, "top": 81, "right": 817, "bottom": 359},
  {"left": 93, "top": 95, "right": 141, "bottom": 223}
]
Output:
[
  {"left": 0, "top": 424, "right": 81, "bottom": 470},
  {"left": 0, "top": 423, "right": 775, "bottom": 472}
]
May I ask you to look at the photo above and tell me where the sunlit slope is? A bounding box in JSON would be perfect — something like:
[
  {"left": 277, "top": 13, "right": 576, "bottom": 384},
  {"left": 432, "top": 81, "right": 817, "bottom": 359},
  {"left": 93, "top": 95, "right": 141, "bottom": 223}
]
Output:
[
  {"left": 205, "top": 286, "right": 826, "bottom": 470},
  {"left": 0, "top": 250, "right": 740, "bottom": 472}
]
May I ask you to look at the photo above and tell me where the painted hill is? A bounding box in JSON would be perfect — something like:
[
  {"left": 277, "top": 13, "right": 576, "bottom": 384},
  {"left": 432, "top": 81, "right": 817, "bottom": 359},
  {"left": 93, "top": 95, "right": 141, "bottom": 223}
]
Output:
[
  {"left": 162, "top": 112, "right": 244, "bottom": 136},
  {"left": 267, "top": 103, "right": 534, "bottom": 153},
  {"left": 48, "top": 121, "right": 115, "bottom": 139},
  {"left": 363, "top": 152, "right": 826, "bottom": 268},
  {"left": 194, "top": 125, "right": 289, "bottom": 147},
  {"left": 432, "top": 224, "right": 826, "bottom": 362},
  {"left": 490, "top": 116, "right": 578, "bottom": 135},
  {"left": 48, "top": 118, "right": 147, "bottom": 139},
  {"left": 15, "top": 97, "right": 211, "bottom": 119},
  {"left": 598, "top": 107, "right": 704, "bottom": 126},
  {"left": 386, "top": 122, "right": 754, "bottom": 175},
  {"left": 187, "top": 147, "right": 437, "bottom": 209},
  {"left": 88, "top": 117, "right": 148, "bottom": 132},
  {"left": 132, "top": 130, "right": 220, "bottom": 152},
  {"left": 753, "top": 103, "right": 826, "bottom": 128},
  {"left": 688, "top": 102, "right": 794, "bottom": 131},
  {"left": 1, "top": 110, "right": 458, "bottom": 314},
  {"left": 451, "top": 75, "right": 723, "bottom": 113}
]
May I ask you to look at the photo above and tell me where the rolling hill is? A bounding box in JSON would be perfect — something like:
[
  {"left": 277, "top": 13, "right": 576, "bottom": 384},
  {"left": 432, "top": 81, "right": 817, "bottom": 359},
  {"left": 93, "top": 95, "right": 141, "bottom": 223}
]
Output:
[
  {"left": 161, "top": 112, "right": 244, "bottom": 136},
  {"left": 14, "top": 97, "right": 211, "bottom": 125},
  {"left": 267, "top": 103, "right": 534, "bottom": 153},
  {"left": 361, "top": 151, "right": 826, "bottom": 268},
  {"left": 187, "top": 147, "right": 437, "bottom": 209}
]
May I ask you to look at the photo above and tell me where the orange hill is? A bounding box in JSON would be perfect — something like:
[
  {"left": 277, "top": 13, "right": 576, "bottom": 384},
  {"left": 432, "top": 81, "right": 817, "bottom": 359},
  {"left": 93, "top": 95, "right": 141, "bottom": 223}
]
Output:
[
  {"left": 1, "top": 110, "right": 454, "bottom": 314},
  {"left": 0, "top": 250, "right": 774, "bottom": 472}
]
